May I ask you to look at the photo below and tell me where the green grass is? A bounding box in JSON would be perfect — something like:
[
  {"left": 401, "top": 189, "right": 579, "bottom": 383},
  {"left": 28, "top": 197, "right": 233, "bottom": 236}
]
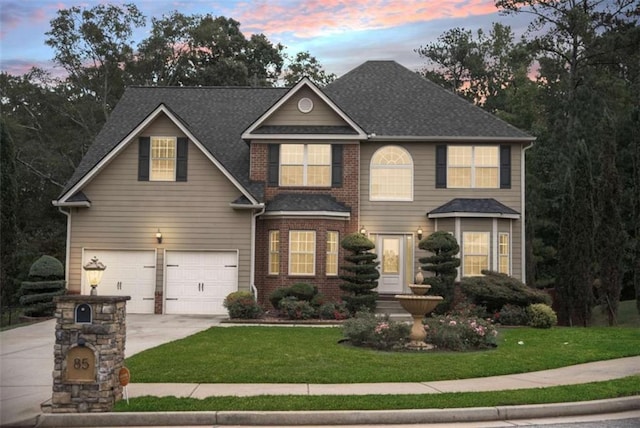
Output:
[
  {"left": 114, "top": 375, "right": 640, "bottom": 412},
  {"left": 125, "top": 326, "right": 640, "bottom": 384}
]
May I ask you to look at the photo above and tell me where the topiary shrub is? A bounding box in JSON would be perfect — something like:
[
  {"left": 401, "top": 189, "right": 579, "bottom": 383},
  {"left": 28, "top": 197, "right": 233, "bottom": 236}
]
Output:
[
  {"left": 460, "top": 271, "right": 552, "bottom": 314},
  {"left": 497, "top": 304, "right": 530, "bottom": 326},
  {"left": 339, "top": 232, "right": 380, "bottom": 314},
  {"left": 418, "top": 231, "right": 460, "bottom": 313},
  {"left": 527, "top": 303, "right": 557, "bottom": 329},
  {"left": 268, "top": 287, "right": 291, "bottom": 309},
  {"left": 19, "top": 255, "right": 66, "bottom": 317},
  {"left": 223, "top": 291, "right": 264, "bottom": 319}
]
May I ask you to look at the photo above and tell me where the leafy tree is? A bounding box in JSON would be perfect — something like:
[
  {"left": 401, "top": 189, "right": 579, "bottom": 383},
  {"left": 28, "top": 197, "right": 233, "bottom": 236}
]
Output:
[
  {"left": 339, "top": 233, "right": 380, "bottom": 314},
  {"left": 418, "top": 231, "right": 460, "bottom": 311},
  {"left": 283, "top": 51, "right": 336, "bottom": 87},
  {"left": 1, "top": 120, "right": 19, "bottom": 305}
]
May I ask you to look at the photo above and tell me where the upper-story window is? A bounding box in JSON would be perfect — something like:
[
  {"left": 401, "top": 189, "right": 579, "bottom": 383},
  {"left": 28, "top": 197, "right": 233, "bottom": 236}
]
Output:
[
  {"left": 151, "top": 137, "right": 177, "bottom": 181},
  {"left": 448, "top": 146, "right": 498, "bottom": 188},
  {"left": 138, "top": 136, "right": 188, "bottom": 182},
  {"left": 436, "top": 144, "right": 510, "bottom": 189},
  {"left": 370, "top": 146, "right": 413, "bottom": 201},
  {"left": 280, "top": 144, "right": 331, "bottom": 186}
]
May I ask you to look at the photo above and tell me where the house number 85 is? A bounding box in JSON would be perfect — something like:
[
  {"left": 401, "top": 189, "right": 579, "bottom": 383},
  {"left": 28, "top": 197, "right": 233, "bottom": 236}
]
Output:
[{"left": 73, "top": 358, "right": 90, "bottom": 370}]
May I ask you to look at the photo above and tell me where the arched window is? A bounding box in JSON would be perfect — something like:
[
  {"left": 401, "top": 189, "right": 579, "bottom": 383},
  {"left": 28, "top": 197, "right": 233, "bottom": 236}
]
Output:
[{"left": 370, "top": 146, "right": 413, "bottom": 201}]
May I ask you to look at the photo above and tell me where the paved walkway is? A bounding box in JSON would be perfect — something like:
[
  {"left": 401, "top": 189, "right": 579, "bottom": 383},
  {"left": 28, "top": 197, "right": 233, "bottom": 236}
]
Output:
[{"left": 1, "top": 315, "right": 639, "bottom": 427}]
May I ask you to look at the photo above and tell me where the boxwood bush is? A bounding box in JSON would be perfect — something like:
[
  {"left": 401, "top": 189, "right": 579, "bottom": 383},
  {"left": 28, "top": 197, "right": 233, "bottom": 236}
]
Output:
[
  {"left": 223, "top": 291, "right": 264, "bottom": 319},
  {"left": 527, "top": 303, "right": 558, "bottom": 329}
]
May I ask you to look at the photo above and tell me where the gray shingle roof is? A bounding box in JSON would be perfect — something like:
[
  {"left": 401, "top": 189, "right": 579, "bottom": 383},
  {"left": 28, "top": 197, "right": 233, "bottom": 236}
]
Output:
[
  {"left": 429, "top": 198, "right": 520, "bottom": 217},
  {"left": 266, "top": 194, "right": 350, "bottom": 213},
  {"left": 324, "top": 61, "right": 533, "bottom": 139},
  {"left": 254, "top": 125, "right": 357, "bottom": 134},
  {"left": 59, "top": 61, "right": 533, "bottom": 203}
]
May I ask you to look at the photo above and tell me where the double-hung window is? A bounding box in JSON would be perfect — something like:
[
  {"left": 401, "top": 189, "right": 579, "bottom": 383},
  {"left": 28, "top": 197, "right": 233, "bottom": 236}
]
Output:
[
  {"left": 499, "top": 233, "right": 510, "bottom": 275},
  {"left": 268, "top": 231, "right": 280, "bottom": 275},
  {"left": 280, "top": 144, "right": 331, "bottom": 186},
  {"left": 150, "top": 137, "right": 177, "bottom": 181},
  {"left": 463, "top": 232, "right": 489, "bottom": 276},
  {"left": 289, "top": 231, "right": 316, "bottom": 275},
  {"left": 448, "top": 146, "right": 499, "bottom": 188},
  {"left": 326, "top": 231, "right": 339, "bottom": 276}
]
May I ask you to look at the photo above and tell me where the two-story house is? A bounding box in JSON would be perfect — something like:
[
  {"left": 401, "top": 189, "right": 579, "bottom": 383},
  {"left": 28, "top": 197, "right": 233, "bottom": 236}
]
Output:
[{"left": 53, "top": 61, "right": 534, "bottom": 315}]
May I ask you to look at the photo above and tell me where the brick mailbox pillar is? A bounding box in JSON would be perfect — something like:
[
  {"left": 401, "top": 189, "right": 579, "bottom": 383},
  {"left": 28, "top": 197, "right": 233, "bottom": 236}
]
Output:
[{"left": 49, "top": 295, "right": 130, "bottom": 413}]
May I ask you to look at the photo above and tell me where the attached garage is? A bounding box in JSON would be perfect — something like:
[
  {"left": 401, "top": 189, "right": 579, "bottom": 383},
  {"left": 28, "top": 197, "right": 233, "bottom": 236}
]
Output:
[
  {"left": 82, "top": 250, "right": 156, "bottom": 314},
  {"left": 165, "top": 250, "right": 238, "bottom": 315}
]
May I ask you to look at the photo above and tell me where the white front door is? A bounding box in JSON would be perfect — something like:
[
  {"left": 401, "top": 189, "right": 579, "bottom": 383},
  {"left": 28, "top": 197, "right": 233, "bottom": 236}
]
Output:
[
  {"left": 165, "top": 251, "right": 238, "bottom": 315},
  {"left": 376, "top": 235, "right": 405, "bottom": 294},
  {"left": 82, "top": 250, "right": 156, "bottom": 314}
]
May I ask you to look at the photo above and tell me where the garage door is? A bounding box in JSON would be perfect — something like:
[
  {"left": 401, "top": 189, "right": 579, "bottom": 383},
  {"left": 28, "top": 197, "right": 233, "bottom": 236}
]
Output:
[
  {"left": 165, "top": 251, "right": 238, "bottom": 315},
  {"left": 82, "top": 250, "right": 156, "bottom": 314}
]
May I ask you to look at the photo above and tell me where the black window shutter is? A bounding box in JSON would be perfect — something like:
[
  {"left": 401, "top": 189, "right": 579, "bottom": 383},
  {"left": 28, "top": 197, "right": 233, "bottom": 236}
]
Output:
[
  {"left": 176, "top": 137, "right": 188, "bottom": 182},
  {"left": 435, "top": 144, "right": 447, "bottom": 188},
  {"left": 268, "top": 144, "right": 279, "bottom": 187},
  {"left": 138, "top": 137, "right": 150, "bottom": 181},
  {"left": 331, "top": 144, "right": 343, "bottom": 187},
  {"left": 500, "top": 144, "right": 511, "bottom": 189}
]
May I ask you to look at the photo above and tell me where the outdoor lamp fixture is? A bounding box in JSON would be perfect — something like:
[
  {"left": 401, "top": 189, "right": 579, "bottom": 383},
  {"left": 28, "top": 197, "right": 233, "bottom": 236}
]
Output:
[
  {"left": 156, "top": 229, "right": 163, "bottom": 244},
  {"left": 360, "top": 226, "right": 367, "bottom": 235},
  {"left": 83, "top": 256, "right": 106, "bottom": 296},
  {"left": 417, "top": 226, "right": 423, "bottom": 240}
]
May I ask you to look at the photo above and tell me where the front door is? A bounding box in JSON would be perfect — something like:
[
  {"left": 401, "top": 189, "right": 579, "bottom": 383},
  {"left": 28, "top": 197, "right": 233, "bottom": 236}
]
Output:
[{"left": 376, "top": 235, "right": 405, "bottom": 294}]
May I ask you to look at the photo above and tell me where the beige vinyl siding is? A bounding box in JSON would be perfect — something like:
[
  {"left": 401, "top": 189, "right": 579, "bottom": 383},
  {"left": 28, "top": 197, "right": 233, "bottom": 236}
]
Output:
[
  {"left": 264, "top": 87, "right": 346, "bottom": 127},
  {"left": 66, "top": 116, "right": 252, "bottom": 294},
  {"left": 360, "top": 141, "right": 524, "bottom": 281}
]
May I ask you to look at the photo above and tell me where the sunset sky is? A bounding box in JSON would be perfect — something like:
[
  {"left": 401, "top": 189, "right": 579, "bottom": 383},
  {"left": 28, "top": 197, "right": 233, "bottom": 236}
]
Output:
[{"left": 0, "top": 0, "right": 532, "bottom": 79}]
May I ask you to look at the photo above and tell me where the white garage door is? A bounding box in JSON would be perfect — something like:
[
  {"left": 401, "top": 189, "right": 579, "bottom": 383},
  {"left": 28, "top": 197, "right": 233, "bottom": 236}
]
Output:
[
  {"left": 82, "top": 250, "right": 156, "bottom": 314},
  {"left": 165, "top": 251, "right": 238, "bottom": 315}
]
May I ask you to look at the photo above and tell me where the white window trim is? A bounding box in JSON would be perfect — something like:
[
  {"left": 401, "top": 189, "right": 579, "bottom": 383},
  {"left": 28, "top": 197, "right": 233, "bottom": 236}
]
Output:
[
  {"left": 499, "top": 232, "right": 510, "bottom": 275},
  {"left": 268, "top": 230, "right": 280, "bottom": 275},
  {"left": 370, "top": 145, "right": 414, "bottom": 201},
  {"left": 150, "top": 136, "right": 177, "bottom": 182},
  {"left": 326, "top": 231, "right": 339, "bottom": 276},
  {"left": 280, "top": 144, "right": 331, "bottom": 187},
  {"left": 447, "top": 145, "right": 499, "bottom": 189},
  {"left": 288, "top": 230, "right": 316, "bottom": 276}
]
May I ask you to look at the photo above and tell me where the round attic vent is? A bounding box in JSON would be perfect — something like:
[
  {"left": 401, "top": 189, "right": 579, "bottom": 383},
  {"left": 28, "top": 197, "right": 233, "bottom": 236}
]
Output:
[{"left": 297, "top": 97, "right": 314, "bottom": 113}]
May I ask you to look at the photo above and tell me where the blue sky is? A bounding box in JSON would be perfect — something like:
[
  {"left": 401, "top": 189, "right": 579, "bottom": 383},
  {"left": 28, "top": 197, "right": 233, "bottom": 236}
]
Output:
[{"left": 0, "top": 0, "right": 532, "bottom": 78}]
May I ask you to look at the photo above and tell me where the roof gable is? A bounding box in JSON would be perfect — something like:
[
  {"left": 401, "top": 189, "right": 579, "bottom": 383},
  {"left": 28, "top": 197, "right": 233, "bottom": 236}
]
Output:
[{"left": 242, "top": 78, "right": 366, "bottom": 140}]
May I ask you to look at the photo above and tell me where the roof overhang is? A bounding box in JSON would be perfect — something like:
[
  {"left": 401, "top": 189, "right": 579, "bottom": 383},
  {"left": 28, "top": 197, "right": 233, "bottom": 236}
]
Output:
[
  {"left": 367, "top": 135, "right": 536, "bottom": 143},
  {"left": 261, "top": 211, "right": 350, "bottom": 219},
  {"left": 55, "top": 104, "right": 260, "bottom": 206},
  {"left": 428, "top": 212, "right": 521, "bottom": 219}
]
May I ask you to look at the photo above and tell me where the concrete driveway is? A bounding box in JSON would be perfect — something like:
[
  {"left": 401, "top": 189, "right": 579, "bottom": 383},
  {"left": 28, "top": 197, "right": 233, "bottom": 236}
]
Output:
[{"left": 0, "top": 314, "right": 223, "bottom": 427}]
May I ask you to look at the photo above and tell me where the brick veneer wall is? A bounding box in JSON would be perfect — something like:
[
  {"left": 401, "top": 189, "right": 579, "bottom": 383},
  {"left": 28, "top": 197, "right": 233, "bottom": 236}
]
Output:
[{"left": 250, "top": 142, "right": 362, "bottom": 307}]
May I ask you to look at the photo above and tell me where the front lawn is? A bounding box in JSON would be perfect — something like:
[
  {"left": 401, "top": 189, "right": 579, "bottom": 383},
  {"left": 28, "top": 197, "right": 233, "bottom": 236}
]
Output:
[{"left": 124, "top": 326, "right": 639, "bottom": 384}]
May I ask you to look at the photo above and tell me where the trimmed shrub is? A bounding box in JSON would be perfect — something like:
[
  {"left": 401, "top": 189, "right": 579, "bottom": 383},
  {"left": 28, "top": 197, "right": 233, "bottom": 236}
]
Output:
[
  {"left": 289, "top": 283, "right": 318, "bottom": 301},
  {"left": 418, "top": 231, "right": 460, "bottom": 313},
  {"left": 318, "top": 301, "right": 349, "bottom": 320},
  {"left": 527, "top": 303, "right": 557, "bottom": 329},
  {"left": 339, "top": 233, "right": 379, "bottom": 314},
  {"left": 268, "top": 287, "right": 290, "bottom": 309},
  {"left": 223, "top": 291, "right": 264, "bottom": 319},
  {"left": 424, "top": 312, "right": 498, "bottom": 351},
  {"left": 498, "top": 304, "right": 530, "bottom": 326},
  {"left": 19, "top": 256, "right": 65, "bottom": 317},
  {"left": 460, "top": 271, "right": 552, "bottom": 313},
  {"left": 342, "top": 310, "right": 410, "bottom": 350},
  {"left": 279, "top": 297, "right": 316, "bottom": 320}
]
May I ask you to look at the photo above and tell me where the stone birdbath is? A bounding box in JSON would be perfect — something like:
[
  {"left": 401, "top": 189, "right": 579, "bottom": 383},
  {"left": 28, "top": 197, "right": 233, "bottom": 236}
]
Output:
[{"left": 394, "top": 269, "right": 443, "bottom": 350}]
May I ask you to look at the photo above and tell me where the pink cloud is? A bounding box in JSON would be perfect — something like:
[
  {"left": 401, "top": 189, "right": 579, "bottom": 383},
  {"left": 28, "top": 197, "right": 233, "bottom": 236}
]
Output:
[{"left": 228, "top": 0, "right": 499, "bottom": 38}]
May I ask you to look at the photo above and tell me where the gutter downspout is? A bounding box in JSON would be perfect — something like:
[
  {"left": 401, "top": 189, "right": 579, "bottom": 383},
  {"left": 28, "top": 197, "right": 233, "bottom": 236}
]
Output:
[
  {"left": 250, "top": 204, "right": 266, "bottom": 301},
  {"left": 522, "top": 141, "right": 535, "bottom": 285},
  {"left": 57, "top": 207, "right": 72, "bottom": 288}
]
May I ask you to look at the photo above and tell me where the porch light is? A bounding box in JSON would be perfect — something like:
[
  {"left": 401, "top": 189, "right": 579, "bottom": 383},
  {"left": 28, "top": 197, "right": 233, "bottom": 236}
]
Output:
[
  {"left": 360, "top": 226, "right": 367, "bottom": 235},
  {"left": 156, "top": 229, "right": 163, "bottom": 244},
  {"left": 417, "top": 227, "right": 423, "bottom": 240},
  {"left": 83, "top": 256, "right": 106, "bottom": 296}
]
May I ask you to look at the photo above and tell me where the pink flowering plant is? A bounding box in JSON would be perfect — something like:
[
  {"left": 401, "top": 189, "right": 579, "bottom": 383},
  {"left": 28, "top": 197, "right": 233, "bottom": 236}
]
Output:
[
  {"left": 342, "top": 310, "right": 410, "bottom": 351},
  {"left": 424, "top": 304, "right": 498, "bottom": 351}
]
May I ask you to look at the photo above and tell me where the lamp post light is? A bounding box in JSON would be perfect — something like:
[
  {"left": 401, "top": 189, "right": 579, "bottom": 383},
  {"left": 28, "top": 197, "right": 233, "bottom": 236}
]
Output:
[{"left": 83, "top": 256, "right": 106, "bottom": 296}]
